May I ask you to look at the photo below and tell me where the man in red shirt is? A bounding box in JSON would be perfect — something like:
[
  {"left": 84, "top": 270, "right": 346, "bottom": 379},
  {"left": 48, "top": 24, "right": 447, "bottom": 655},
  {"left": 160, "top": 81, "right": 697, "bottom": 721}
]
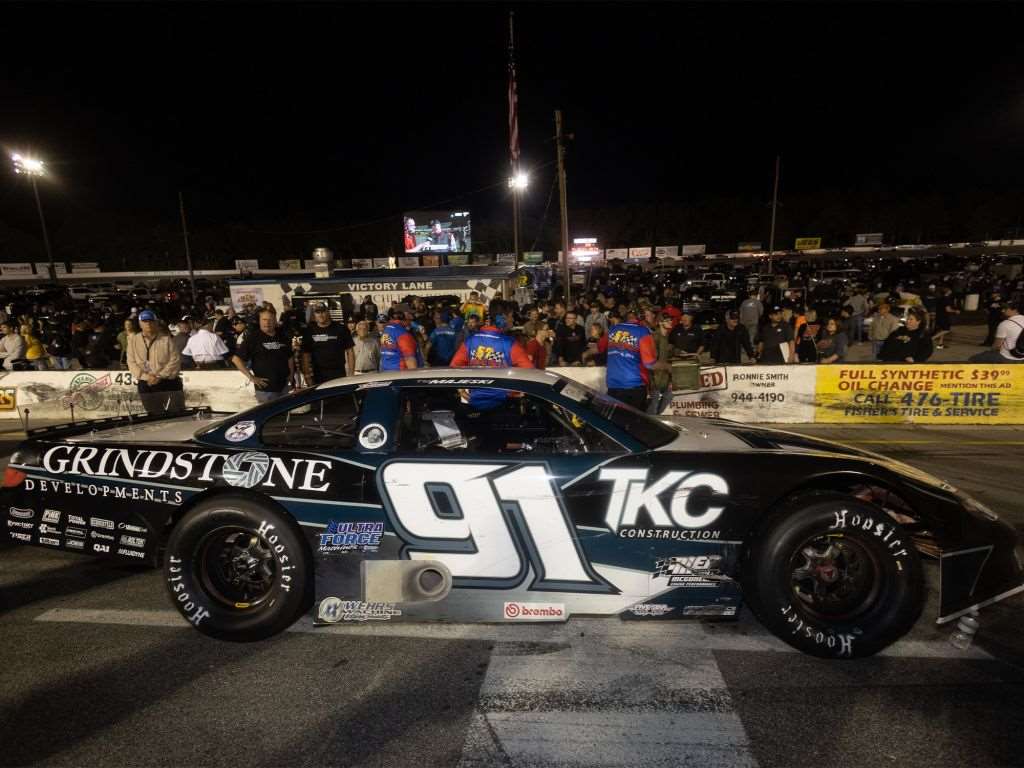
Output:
[{"left": 525, "top": 326, "right": 550, "bottom": 369}]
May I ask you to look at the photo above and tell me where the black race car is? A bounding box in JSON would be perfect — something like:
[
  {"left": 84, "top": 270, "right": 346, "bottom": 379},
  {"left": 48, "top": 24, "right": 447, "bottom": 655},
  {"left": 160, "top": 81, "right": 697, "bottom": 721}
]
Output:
[{"left": 2, "top": 369, "right": 1021, "bottom": 658}]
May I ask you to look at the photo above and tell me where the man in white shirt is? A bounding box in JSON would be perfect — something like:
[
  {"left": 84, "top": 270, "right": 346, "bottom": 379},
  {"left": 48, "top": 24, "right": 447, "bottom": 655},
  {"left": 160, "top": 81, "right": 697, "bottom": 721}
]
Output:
[
  {"left": 970, "top": 301, "right": 1024, "bottom": 363},
  {"left": 182, "top": 317, "right": 230, "bottom": 369},
  {"left": 0, "top": 322, "right": 26, "bottom": 371}
]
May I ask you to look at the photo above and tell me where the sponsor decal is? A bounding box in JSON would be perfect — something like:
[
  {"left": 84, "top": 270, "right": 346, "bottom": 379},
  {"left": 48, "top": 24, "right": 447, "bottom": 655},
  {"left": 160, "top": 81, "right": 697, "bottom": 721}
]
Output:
[
  {"left": 358, "top": 423, "right": 388, "bottom": 450},
  {"left": 7, "top": 519, "right": 34, "bottom": 529},
  {"left": 318, "top": 598, "right": 401, "bottom": 623},
  {"left": 9, "top": 531, "right": 32, "bottom": 542},
  {"left": 66, "top": 538, "right": 85, "bottom": 550},
  {"left": 317, "top": 521, "right": 383, "bottom": 554},
  {"left": 780, "top": 604, "right": 855, "bottom": 657},
  {"left": 166, "top": 556, "right": 212, "bottom": 627},
  {"left": 40, "top": 537, "right": 62, "bottom": 546},
  {"left": 598, "top": 469, "right": 729, "bottom": 533},
  {"left": 120, "top": 535, "right": 146, "bottom": 548},
  {"left": 654, "top": 555, "right": 730, "bottom": 587},
  {"left": 117, "top": 547, "right": 145, "bottom": 559},
  {"left": 503, "top": 601, "right": 566, "bottom": 621},
  {"left": 619, "top": 529, "right": 722, "bottom": 540},
  {"left": 682, "top": 605, "right": 737, "bottom": 617},
  {"left": 62, "top": 373, "right": 112, "bottom": 410},
  {"left": 66, "top": 527, "right": 86, "bottom": 539},
  {"left": 38, "top": 523, "right": 62, "bottom": 536},
  {"left": 90, "top": 531, "right": 115, "bottom": 541},
  {"left": 41, "top": 509, "right": 61, "bottom": 524},
  {"left": 9, "top": 506, "right": 34, "bottom": 520},
  {"left": 38, "top": 446, "right": 332, "bottom": 493},
  {"left": 68, "top": 514, "right": 86, "bottom": 526},
  {"left": 224, "top": 420, "right": 257, "bottom": 443},
  {"left": 829, "top": 508, "right": 909, "bottom": 568},
  {"left": 416, "top": 378, "right": 495, "bottom": 385},
  {"left": 93, "top": 543, "right": 110, "bottom": 553},
  {"left": 24, "top": 478, "right": 185, "bottom": 506},
  {"left": 90, "top": 517, "right": 115, "bottom": 530},
  {"left": 628, "top": 603, "right": 675, "bottom": 617},
  {"left": 118, "top": 522, "right": 148, "bottom": 533}
]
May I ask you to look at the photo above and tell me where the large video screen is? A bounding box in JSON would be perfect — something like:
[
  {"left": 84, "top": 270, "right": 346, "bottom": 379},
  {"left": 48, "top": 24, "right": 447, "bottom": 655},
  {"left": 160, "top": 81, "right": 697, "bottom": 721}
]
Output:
[{"left": 403, "top": 210, "right": 471, "bottom": 254}]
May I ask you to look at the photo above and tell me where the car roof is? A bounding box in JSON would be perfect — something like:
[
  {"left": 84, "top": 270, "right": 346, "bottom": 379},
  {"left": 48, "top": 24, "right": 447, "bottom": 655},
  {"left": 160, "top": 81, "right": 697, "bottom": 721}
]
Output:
[{"left": 315, "top": 367, "right": 569, "bottom": 391}]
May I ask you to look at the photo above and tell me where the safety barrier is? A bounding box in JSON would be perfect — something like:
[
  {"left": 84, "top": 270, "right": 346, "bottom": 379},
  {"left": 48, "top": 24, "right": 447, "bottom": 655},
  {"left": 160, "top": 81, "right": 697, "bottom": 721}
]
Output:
[{"left": 0, "top": 364, "right": 1020, "bottom": 425}]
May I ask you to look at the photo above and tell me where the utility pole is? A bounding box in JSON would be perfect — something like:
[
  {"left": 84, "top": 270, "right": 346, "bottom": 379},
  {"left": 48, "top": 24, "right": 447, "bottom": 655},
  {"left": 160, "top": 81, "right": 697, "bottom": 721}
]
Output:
[
  {"left": 768, "top": 154, "right": 780, "bottom": 274},
  {"left": 555, "top": 110, "right": 572, "bottom": 305},
  {"left": 178, "top": 191, "right": 197, "bottom": 309},
  {"left": 510, "top": 11, "right": 521, "bottom": 267}
]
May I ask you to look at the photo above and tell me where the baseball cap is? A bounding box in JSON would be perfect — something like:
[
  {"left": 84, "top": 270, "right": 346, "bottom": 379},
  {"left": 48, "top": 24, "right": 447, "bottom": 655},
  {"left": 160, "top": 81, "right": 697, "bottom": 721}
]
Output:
[
  {"left": 314, "top": 302, "right": 330, "bottom": 311},
  {"left": 232, "top": 316, "right": 247, "bottom": 326},
  {"left": 769, "top": 305, "right": 783, "bottom": 314},
  {"left": 726, "top": 310, "right": 740, "bottom": 320},
  {"left": 138, "top": 310, "right": 156, "bottom": 321}
]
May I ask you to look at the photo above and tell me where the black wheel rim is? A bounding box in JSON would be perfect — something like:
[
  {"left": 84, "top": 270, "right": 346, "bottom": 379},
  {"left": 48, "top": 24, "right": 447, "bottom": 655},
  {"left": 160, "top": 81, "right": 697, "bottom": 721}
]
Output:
[
  {"left": 788, "top": 533, "right": 882, "bottom": 622},
  {"left": 196, "top": 526, "right": 277, "bottom": 610}
]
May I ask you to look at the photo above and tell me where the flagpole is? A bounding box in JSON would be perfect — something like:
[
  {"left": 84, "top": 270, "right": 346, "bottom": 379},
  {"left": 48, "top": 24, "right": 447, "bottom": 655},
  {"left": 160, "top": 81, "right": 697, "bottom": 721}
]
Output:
[{"left": 509, "top": 10, "right": 522, "bottom": 269}]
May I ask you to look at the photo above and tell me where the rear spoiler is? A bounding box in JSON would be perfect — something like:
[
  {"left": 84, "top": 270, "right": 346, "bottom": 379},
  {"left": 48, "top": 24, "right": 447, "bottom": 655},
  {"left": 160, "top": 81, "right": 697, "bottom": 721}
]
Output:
[{"left": 26, "top": 407, "right": 220, "bottom": 440}]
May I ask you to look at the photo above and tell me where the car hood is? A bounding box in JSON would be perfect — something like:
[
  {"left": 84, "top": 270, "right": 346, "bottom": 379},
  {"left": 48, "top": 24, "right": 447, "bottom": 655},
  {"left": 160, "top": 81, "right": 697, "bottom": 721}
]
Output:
[{"left": 655, "top": 418, "right": 955, "bottom": 492}]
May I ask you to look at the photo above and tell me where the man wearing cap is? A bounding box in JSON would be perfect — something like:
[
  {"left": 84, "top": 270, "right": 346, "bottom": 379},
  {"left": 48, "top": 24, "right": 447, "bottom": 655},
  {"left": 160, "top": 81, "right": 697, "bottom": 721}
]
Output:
[
  {"left": 183, "top": 316, "right": 229, "bottom": 369},
  {"left": 668, "top": 312, "right": 704, "bottom": 357},
  {"left": 232, "top": 308, "right": 295, "bottom": 402},
  {"left": 127, "top": 310, "right": 185, "bottom": 414},
  {"left": 380, "top": 306, "right": 422, "bottom": 371},
  {"left": 755, "top": 305, "right": 795, "bottom": 364},
  {"left": 301, "top": 304, "right": 355, "bottom": 385},
  {"left": 709, "top": 310, "right": 756, "bottom": 364},
  {"left": 426, "top": 311, "right": 458, "bottom": 366}
]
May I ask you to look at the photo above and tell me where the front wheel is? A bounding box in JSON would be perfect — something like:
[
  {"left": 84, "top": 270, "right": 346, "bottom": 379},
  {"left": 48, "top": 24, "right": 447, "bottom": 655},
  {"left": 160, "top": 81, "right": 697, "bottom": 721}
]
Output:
[
  {"left": 743, "top": 496, "right": 924, "bottom": 659},
  {"left": 164, "top": 495, "right": 311, "bottom": 641}
]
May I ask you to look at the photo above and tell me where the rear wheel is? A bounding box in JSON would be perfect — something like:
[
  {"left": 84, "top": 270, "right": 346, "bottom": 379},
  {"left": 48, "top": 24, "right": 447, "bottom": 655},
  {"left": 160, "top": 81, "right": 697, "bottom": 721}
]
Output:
[
  {"left": 743, "top": 496, "right": 924, "bottom": 658},
  {"left": 164, "top": 495, "right": 311, "bottom": 641}
]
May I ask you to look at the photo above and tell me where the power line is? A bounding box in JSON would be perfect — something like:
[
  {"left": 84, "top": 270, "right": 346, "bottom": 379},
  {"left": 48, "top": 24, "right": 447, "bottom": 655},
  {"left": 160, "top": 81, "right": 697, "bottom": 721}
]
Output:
[{"left": 530, "top": 169, "right": 557, "bottom": 252}]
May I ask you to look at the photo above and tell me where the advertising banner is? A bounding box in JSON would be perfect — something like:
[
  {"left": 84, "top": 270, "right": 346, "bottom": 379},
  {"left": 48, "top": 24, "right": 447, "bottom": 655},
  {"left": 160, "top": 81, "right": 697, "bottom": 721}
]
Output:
[
  {"left": 35, "top": 262, "right": 67, "bottom": 275},
  {"left": 71, "top": 262, "right": 100, "bottom": 274},
  {"left": 681, "top": 244, "right": 707, "bottom": 257},
  {"left": 655, "top": 246, "right": 679, "bottom": 258},
  {"left": 737, "top": 242, "right": 762, "bottom": 252},
  {"left": 303, "top": 259, "right": 317, "bottom": 271},
  {"left": 447, "top": 254, "right": 469, "bottom": 266},
  {"left": 522, "top": 252, "right": 544, "bottom": 264},
  {"left": 278, "top": 259, "right": 301, "bottom": 270},
  {"left": 235, "top": 259, "right": 259, "bottom": 273},
  {"left": 0, "top": 263, "right": 34, "bottom": 276},
  {"left": 229, "top": 285, "right": 264, "bottom": 310},
  {"left": 855, "top": 233, "right": 884, "bottom": 246},
  {"left": 351, "top": 258, "right": 373, "bottom": 269},
  {"left": 605, "top": 248, "right": 629, "bottom": 260},
  {"left": 815, "top": 364, "right": 1024, "bottom": 424},
  {"left": 628, "top": 247, "right": 652, "bottom": 260},
  {"left": 398, "top": 256, "right": 421, "bottom": 268},
  {"left": 795, "top": 237, "right": 822, "bottom": 251},
  {"left": 669, "top": 365, "right": 818, "bottom": 423},
  {"left": 421, "top": 254, "right": 441, "bottom": 267},
  {"left": 371, "top": 258, "right": 393, "bottom": 269}
]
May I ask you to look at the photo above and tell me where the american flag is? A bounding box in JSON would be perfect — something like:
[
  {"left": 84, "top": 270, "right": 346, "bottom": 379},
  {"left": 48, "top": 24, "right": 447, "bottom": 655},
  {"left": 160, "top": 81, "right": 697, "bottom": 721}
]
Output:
[{"left": 508, "top": 13, "right": 520, "bottom": 163}]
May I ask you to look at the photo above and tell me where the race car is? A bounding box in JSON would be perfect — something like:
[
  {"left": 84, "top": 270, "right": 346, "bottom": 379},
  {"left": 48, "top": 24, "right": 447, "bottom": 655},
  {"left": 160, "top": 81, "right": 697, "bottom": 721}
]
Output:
[{"left": 2, "top": 368, "right": 1021, "bottom": 658}]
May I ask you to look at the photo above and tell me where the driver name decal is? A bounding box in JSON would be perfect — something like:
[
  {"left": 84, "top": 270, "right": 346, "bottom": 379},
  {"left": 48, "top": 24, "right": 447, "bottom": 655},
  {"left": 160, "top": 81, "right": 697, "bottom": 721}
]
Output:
[
  {"left": 38, "top": 446, "right": 333, "bottom": 492},
  {"left": 598, "top": 468, "right": 728, "bottom": 534}
]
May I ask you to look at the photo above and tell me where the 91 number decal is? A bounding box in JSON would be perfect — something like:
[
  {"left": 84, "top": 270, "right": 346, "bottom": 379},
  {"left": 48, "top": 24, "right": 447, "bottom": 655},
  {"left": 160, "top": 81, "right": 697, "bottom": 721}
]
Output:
[{"left": 379, "top": 461, "right": 614, "bottom": 594}]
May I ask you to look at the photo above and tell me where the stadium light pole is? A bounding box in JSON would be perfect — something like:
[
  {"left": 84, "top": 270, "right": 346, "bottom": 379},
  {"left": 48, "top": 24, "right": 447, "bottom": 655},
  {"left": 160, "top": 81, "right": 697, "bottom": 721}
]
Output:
[
  {"left": 767, "top": 154, "right": 780, "bottom": 274},
  {"left": 11, "top": 153, "right": 56, "bottom": 284},
  {"left": 508, "top": 171, "right": 528, "bottom": 266}
]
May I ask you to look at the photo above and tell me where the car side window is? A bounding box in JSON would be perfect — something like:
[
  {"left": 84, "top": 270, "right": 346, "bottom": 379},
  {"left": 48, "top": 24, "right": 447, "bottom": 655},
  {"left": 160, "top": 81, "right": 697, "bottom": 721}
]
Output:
[
  {"left": 397, "top": 387, "right": 623, "bottom": 454},
  {"left": 261, "top": 392, "right": 364, "bottom": 449}
]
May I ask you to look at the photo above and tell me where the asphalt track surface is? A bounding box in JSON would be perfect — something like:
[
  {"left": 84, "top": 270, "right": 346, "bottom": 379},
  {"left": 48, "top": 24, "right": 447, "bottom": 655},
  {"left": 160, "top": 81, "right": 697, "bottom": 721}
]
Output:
[{"left": 1, "top": 425, "right": 1023, "bottom": 768}]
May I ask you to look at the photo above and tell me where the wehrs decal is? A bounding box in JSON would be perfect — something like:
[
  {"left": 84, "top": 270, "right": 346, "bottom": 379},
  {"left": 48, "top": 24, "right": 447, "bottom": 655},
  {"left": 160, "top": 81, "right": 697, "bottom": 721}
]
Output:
[
  {"left": 318, "top": 598, "right": 401, "bottom": 622},
  {"left": 598, "top": 468, "right": 728, "bottom": 535}
]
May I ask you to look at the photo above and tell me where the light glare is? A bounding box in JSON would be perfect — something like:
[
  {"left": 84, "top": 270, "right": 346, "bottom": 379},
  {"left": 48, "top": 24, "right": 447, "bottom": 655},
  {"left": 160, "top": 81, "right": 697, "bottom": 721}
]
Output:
[{"left": 508, "top": 172, "right": 529, "bottom": 190}]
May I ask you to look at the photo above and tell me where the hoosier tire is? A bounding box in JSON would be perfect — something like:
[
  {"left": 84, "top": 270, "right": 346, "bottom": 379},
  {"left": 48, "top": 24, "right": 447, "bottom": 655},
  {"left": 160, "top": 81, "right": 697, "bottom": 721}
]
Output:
[
  {"left": 743, "top": 496, "right": 924, "bottom": 659},
  {"left": 164, "top": 495, "right": 311, "bottom": 641}
]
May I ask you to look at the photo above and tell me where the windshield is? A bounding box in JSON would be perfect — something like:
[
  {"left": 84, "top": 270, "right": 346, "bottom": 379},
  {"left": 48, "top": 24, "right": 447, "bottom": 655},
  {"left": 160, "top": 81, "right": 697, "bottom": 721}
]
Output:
[{"left": 556, "top": 379, "right": 677, "bottom": 449}]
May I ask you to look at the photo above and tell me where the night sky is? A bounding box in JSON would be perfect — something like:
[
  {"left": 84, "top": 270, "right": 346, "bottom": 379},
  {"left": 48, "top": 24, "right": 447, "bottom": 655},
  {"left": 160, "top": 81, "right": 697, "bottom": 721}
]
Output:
[{"left": 2, "top": 2, "right": 1024, "bottom": 258}]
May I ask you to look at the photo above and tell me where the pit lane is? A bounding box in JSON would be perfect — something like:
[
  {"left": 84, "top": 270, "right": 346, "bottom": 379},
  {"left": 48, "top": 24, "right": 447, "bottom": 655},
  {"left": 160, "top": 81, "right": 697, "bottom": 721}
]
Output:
[{"left": 1, "top": 425, "right": 1022, "bottom": 768}]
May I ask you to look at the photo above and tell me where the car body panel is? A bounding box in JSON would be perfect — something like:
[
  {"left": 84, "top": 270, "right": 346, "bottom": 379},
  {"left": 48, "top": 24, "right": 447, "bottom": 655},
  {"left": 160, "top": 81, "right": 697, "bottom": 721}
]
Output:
[{"left": 2, "top": 370, "right": 1021, "bottom": 626}]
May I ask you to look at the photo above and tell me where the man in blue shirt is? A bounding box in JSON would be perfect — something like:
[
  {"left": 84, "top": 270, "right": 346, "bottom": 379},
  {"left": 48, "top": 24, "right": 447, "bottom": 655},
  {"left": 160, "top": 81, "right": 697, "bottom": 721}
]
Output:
[
  {"left": 380, "top": 307, "right": 423, "bottom": 371},
  {"left": 426, "top": 311, "right": 458, "bottom": 366}
]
